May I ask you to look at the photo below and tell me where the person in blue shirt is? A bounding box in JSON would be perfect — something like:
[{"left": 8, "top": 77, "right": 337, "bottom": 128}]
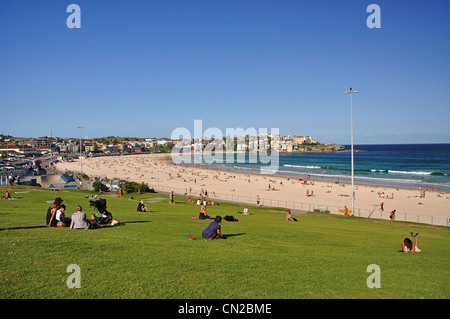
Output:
[{"left": 202, "top": 216, "right": 224, "bottom": 240}]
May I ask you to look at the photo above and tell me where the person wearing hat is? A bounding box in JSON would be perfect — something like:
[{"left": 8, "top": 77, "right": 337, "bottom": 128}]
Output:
[{"left": 46, "top": 197, "right": 63, "bottom": 227}]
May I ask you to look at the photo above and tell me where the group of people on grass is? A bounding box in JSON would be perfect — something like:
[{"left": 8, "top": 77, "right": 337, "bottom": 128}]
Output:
[
  {"left": 186, "top": 196, "right": 217, "bottom": 206},
  {"left": 46, "top": 197, "right": 103, "bottom": 229},
  {"left": 44, "top": 193, "right": 423, "bottom": 252}
]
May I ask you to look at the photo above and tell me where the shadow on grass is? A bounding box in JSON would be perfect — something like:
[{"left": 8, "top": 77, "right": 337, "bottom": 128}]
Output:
[
  {"left": 0, "top": 220, "right": 151, "bottom": 231},
  {"left": 223, "top": 233, "right": 246, "bottom": 238},
  {"left": 122, "top": 220, "right": 151, "bottom": 224},
  {"left": 0, "top": 225, "right": 48, "bottom": 231}
]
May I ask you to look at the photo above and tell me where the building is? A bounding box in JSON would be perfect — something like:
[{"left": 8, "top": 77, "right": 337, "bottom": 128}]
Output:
[
  {"left": 0, "top": 145, "right": 36, "bottom": 156},
  {"left": 293, "top": 136, "right": 306, "bottom": 144},
  {"left": 33, "top": 137, "right": 51, "bottom": 148}
]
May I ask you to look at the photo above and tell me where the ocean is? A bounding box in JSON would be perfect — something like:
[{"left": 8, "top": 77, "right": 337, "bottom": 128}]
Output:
[{"left": 188, "top": 144, "right": 450, "bottom": 191}]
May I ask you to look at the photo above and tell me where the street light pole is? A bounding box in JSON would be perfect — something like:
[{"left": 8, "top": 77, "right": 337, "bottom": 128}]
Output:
[
  {"left": 344, "top": 88, "right": 358, "bottom": 216},
  {"left": 77, "top": 126, "right": 83, "bottom": 173},
  {"left": 5, "top": 139, "right": 10, "bottom": 158}
]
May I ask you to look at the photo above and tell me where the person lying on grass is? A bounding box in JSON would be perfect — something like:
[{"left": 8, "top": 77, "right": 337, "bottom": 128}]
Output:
[
  {"left": 202, "top": 216, "right": 224, "bottom": 241},
  {"left": 402, "top": 232, "right": 420, "bottom": 253}
]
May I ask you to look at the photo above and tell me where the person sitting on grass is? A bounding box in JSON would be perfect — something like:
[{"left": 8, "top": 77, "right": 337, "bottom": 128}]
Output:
[
  {"left": 202, "top": 216, "right": 224, "bottom": 241},
  {"left": 55, "top": 204, "right": 71, "bottom": 227},
  {"left": 70, "top": 205, "right": 102, "bottom": 229},
  {"left": 286, "top": 210, "right": 297, "bottom": 222},
  {"left": 137, "top": 200, "right": 150, "bottom": 212},
  {"left": 46, "top": 197, "right": 63, "bottom": 227},
  {"left": 402, "top": 232, "right": 420, "bottom": 253},
  {"left": 198, "top": 205, "right": 210, "bottom": 219},
  {"left": 2, "top": 190, "right": 12, "bottom": 199}
]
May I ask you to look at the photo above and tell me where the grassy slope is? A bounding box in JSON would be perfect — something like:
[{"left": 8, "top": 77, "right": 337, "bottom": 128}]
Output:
[{"left": 0, "top": 185, "right": 449, "bottom": 299}]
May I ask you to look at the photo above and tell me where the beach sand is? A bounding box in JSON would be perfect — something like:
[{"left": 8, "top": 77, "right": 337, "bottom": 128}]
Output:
[{"left": 55, "top": 153, "right": 450, "bottom": 224}]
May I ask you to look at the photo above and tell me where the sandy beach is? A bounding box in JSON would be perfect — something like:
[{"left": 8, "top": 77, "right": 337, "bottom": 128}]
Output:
[{"left": 54, "top": 153, "right": 450, "bottom": 224}]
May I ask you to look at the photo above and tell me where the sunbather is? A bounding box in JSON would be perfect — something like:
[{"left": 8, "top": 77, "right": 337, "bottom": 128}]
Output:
[{"left": 402, "top": 233, "right": 421, "bottom": 253}]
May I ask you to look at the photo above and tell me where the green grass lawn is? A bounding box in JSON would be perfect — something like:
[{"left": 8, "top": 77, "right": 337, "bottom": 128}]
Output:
[{"left": 1, "top": 185, "right": 449, "bottom": 299}]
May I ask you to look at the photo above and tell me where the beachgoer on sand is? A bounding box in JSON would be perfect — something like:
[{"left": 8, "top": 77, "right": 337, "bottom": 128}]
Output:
[{"left": 390, "top": 210, "right": 396, "bottom": 220}]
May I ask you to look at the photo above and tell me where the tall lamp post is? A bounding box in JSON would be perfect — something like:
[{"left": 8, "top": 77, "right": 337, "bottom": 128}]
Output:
[
  {"left": 77, "top": 126, "right": 83, "bottom": 173},
  {"left": 5, "top": 139, "right": 10, "bottom": 158},
  {"left": 344, "top": 88, "right": 358, "bottom": 216}
]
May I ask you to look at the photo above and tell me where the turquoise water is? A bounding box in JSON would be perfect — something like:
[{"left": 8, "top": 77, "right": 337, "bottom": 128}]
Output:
[{"left": 187, "top": 144, "right": 450, "bottom": 191}]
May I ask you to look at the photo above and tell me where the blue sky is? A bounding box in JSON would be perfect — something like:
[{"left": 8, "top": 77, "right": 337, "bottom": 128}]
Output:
[{"left": 0, "top": 0, "right": 449, "bottom": 144}]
